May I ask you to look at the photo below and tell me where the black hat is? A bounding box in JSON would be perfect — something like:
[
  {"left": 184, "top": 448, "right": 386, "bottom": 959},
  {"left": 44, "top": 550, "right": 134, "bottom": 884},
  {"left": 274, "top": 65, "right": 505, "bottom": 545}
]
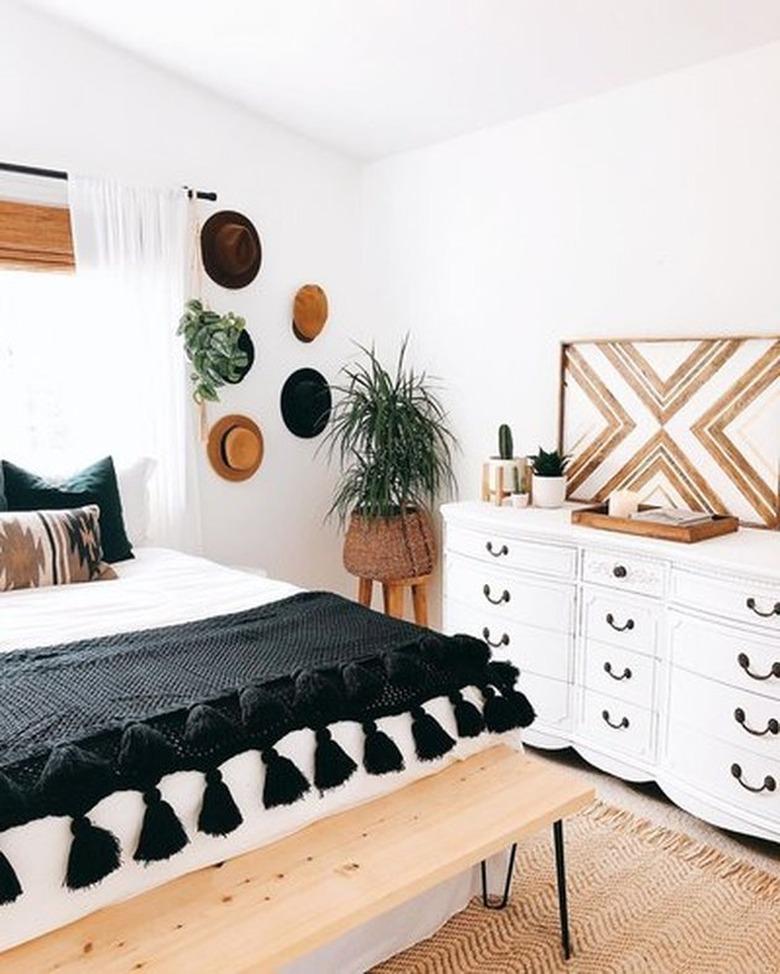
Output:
[
  {"left": 280, "top": 368, "right": 332, "bottom": 438},
  {"left": 201, "top": 211, "right": 262, "bottom": 289},
  {"left": 225, "top": 329, "right": 255, "bottom": 385}
]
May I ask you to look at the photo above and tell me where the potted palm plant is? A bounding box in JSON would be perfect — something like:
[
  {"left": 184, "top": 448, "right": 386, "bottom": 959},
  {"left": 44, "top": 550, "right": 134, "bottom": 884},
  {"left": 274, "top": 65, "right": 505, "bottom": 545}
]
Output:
[{"left": 324, "top": 341, "right": 457, "bottom": 581}]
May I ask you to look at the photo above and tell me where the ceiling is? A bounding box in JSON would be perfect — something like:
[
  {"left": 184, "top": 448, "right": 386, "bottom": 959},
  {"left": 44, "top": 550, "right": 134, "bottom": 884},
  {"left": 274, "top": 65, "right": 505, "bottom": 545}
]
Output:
[{"left": 23, "top": 0, "right": 780, "bottom": 159}]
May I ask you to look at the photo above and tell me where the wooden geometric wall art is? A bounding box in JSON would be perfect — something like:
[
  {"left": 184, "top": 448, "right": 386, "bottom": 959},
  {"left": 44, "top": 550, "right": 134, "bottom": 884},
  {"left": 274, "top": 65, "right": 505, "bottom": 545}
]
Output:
[{"left": 559, "top": 337, "right": 780, "bottom": 528}]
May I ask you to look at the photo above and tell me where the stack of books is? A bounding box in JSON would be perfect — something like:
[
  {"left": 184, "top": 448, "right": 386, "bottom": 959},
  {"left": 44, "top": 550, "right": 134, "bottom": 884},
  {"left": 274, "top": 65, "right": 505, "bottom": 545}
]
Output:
[{"left": 628, "top": 507, "right": 715, "bottom": 527}]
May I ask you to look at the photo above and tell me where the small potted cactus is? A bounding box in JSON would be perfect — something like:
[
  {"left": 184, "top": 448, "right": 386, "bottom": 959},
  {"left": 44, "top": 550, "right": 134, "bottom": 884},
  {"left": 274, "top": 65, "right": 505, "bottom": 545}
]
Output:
[
  {"left": 530, "top": 447, "right": 570, "bottom": 508},
  {"left": 483, "top": 424, "right": 527, "bottom": 505}
]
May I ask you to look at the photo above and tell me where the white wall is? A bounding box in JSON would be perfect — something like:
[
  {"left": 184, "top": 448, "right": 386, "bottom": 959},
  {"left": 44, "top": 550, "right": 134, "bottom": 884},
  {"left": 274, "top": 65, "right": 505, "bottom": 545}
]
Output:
[{"left": 0, "top": 0, "right": 370, "bottom": 593}]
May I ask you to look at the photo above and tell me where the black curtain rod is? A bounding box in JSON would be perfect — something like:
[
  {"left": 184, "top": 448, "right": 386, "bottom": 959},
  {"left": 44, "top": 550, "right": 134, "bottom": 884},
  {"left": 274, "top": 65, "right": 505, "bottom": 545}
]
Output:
[{"left": 0, "top": 162, "right": 217, "bottom": 202}]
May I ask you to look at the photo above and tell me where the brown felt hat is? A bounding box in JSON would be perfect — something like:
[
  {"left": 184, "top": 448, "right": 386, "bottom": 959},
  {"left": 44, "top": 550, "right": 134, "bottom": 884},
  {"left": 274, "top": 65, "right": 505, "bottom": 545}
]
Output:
[
  {"left": 207, "top": 414, "right": 264, "bottom": 481},
  {"left": 292, "top": 284, "right": 328, "bottom": 342},
  {"left": 201, "top": 211, "right": 262, "bottom": 289}
]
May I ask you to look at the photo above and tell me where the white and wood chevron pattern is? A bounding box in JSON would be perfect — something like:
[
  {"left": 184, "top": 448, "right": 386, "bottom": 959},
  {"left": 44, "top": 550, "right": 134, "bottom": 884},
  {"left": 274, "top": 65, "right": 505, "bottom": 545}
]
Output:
[{"left": 561, "top": 338, "right": 780, "bottom": 527}]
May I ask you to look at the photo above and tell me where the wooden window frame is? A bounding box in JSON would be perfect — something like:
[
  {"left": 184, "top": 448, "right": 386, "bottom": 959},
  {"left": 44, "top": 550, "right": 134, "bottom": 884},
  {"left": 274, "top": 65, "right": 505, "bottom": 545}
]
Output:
[{"left": 0, "top": 199, "right": 74, "bottom": 271}]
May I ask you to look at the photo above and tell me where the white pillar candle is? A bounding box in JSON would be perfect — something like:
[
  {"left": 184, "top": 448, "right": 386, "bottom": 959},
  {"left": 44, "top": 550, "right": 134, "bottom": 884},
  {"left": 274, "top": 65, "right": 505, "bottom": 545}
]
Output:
[{"left": 608, "top": 489, "right": 640, "bottom": 519}]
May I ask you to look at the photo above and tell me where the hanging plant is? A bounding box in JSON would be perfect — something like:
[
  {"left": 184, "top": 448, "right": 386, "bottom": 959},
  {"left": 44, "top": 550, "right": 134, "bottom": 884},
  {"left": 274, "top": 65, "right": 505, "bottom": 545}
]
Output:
[{"left": 177, "top": 299, "right": 250, "bottom": 403}]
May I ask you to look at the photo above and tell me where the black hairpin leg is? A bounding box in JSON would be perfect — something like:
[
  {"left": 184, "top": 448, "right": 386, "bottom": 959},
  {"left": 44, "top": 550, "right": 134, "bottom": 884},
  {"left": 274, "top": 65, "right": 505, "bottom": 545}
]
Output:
[
  {"left": 553, "top": 819, "right": 571, "bottom": 960},
  {"left": 480, "top": 842, "right": 517, "bottom": 909}
]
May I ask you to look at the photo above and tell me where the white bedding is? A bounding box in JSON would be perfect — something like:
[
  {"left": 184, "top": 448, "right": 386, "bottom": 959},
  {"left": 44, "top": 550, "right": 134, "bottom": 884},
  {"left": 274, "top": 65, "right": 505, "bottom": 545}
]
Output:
[{"left": 0, "top": 549, "right": 520, "bottom": 966}]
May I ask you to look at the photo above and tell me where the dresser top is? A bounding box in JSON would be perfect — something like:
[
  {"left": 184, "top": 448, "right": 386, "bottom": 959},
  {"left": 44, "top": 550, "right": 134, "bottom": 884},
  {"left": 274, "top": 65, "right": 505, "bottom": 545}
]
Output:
[{"left": 441, "top": 502, "right": 780, "bottom": 581}]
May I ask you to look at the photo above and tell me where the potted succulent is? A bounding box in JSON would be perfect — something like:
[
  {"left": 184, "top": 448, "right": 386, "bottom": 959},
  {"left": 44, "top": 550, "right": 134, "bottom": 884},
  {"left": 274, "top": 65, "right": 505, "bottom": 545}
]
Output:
[
  {"left": 177, "top": 299, "right": 252, "bottom": 403},
  {"left": 324, "top": 341, "right": 457, "bottom": 581},
  {"left": 530, "top": 447, "right": 570, "bottom": 508},
  {"left": 485, "top": 424, "right": 527, "bottom": 504}
]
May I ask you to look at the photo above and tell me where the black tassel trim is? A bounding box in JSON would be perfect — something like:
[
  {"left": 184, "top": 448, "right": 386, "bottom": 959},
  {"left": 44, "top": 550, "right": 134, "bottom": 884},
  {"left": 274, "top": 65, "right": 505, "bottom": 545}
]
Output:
[
  {"left": 314, "top": 728, "right": 358, "bottom": 792},
  {"left": 0, "top": 850, "right": 22, "bottom": 904},
  {"left": 411, "top": 706, "right": 456, "bottom": 761},
  {"left": 451, "top": 634, "right": 491, "bottom": 670},
  {"left": 198, "top": 768, "right": 243, "bottom": 837},
  {"left": 482, "top": 686, "right": 536, "bottom": 731},
  {"left": 0, "top": 771, "right": 27, "bottom": 831},
  {"left": 261, "top": 748, "right": 310, "bottom": 809},
  {"left": 66, "top": 815, "right": 121, "bottom": 890},
  {"left": 184, "top": 704, "right": 236, "bottom": 749},
  {"left": 362, "top": 720, "right": 404, "bottom": 775},
  {"left": 486, "top": 659, "right": 520, "bottom": 690},
  {"left": 384, "top": 650, "right": 426, "bottom": 687},
  {"left": 39, "top": 744, "right": 115, "bottom": 817},
  {"left": 240, "top": 684, "right": 290, "bottom": 732},
  {"left": 293, "top": 669, "right": 343, "bottom": 715},
  {"left": 505, "top": 689, "right": 536, "bottom": 728},
  {"left": 133, "top": 787, "right": 189, "bottom": 863},
  {"left": 342, "top": 661, "right": 383, "bottom": 703},
  {"left": 418, "top": 634, "right": 448, "bottom": 666},
  {"left": 117, "top": 723, "right": 177, "bottom": 785},
  {"left": 449, "top": 691, "right": 485, "bottom": 738}
]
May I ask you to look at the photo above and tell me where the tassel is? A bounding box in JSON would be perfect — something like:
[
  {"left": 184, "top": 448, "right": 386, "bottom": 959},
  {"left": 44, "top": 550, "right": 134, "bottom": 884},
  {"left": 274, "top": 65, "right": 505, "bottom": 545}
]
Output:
[
  {"left": 184, "top": 704, "right": 236, "bottom": 749},
  {"left": 240, "top": 685, "right": 289, "bottom": 732},
  {"left": 261, "top": 748, "right": 310, "bottom": 809},
  {"left": 419, "top": 634, "right": 448, "bottom": 666},
  {"left": 362, "top": 720, "right": 404, "bottom": 775},
  {"left": 39, "top": 744, "right": 114, "bottom": 817},
  {"left": 66, "top": 815, "right": 121, "bottom": 890},
  {"left": 314, "top": 728, "right": 357, "bottom": 792},
  {"left": 504, "top": 688, "right": 536, "bottom": 729},
  {"left": 384, "top": 650, "right": 426, "bottom": 687},
  {"left": 452, "top": 634, "right": 491, "bottom": 670},
  {"left": 342, "top": 661, "right": 383, "bottom": 702},
  {"left": 0, "top": 771, "right": 26, "bottom": 831},
  {"left": 133, "top": 787, "right": 189, "bottom": 863},
  {"left": 411, "top": 706, "right": 456, "bottom": 761},
  {"left": 487, "top": 660, "right": 520, "bottom": 689},
  {"left": 198, "top": 768, "right": 243, "bottom": 837},
  {"left": 482, "top": 685, "right": 535, "bottom": 732},
  {"left": 293, "top": 670, "right": 343, "bottom": 714},
  {"left": 450, "top": 691, "right": 485, "bottom": 738},
  {"left": 0, "top": 850, "right": 22, "bottom": 905},
  {"left": 117, "top": 723, "right": 177, "bottom": 785}
]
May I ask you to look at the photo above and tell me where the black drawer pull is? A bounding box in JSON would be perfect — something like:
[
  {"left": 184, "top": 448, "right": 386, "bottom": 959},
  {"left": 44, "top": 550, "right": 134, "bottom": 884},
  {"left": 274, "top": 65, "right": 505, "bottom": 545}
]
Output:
[
  {"left": 734, "top": 708, "right": 779, "bottom": 737},
  {"left": 601, "top": 709, "right": 629, "bottom": 730},
  {"left": 604, "top": 661, "right": 632, "bottom": 681},
  {"left": 606, "top": 613, "right": 635, "bottom": 633},
  {"left": 482, "top": 627, "right": 510, "bottom": 648},
  {"left": 483, "top": 584, "right": 510, "bottom": 605},
  {"left": 730, "top": 763, "right": 776, "bottom": 794},
  {"left": 485, "top": 541, "right": 509, "bottom": 558},
  {"left": 746, "top": 597, "right": 780, "bottom": 619},
  {"left": 737, "top": 653, "right": 780, "bottom": 682},
  {"left": 612, "top": 565, "right": 628, "bottom": 579}
]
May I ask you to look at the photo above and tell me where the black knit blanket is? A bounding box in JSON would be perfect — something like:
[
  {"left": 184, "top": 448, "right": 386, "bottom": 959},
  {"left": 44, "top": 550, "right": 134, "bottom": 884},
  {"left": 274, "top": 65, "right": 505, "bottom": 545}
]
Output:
[{"left": 0, "top": 591, "right": 534, "bottom": 905}]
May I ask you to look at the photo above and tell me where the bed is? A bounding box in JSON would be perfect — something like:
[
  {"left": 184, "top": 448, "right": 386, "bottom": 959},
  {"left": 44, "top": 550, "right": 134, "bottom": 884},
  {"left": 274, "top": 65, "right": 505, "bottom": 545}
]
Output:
[{"left": 0, "top": 548, "right": 529, "bottom": 971}]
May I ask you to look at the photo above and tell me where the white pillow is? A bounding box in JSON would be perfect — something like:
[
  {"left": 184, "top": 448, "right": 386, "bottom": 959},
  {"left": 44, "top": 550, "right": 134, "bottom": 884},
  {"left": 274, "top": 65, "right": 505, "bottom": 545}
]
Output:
[{"left": 117, "top": 458, "right": 155, "bottom": 546}]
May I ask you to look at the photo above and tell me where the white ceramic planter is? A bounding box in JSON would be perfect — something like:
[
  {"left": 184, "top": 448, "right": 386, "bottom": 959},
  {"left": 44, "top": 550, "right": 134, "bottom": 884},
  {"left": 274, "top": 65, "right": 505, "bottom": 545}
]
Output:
[
  {"left": 485, "top": 457, "right": 525, "bottom": 493},
  {"left": 532, "top": 474, "right": 567, "bottom": 508},
  {"left": 509, "top": 493, "right": 529, "bottom": 509}
]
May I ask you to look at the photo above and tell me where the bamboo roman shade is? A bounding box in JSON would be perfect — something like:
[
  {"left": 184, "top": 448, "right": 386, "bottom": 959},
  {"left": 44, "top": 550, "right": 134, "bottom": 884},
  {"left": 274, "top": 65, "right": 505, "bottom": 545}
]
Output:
[{"left": 0, "top": 200, "right": 74, "bottom": 271}]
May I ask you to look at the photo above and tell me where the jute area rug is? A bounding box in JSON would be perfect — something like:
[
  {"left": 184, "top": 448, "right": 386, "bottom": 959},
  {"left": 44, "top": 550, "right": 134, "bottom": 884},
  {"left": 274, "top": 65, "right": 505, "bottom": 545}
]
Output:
[{"left": 373, "top": 802, "right": 780, "bottom": 973}]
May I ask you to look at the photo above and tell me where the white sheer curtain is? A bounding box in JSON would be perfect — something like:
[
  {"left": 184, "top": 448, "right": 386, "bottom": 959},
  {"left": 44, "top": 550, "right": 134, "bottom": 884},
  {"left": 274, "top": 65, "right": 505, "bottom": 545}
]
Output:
[{"left": 0, "top": 177, "right": 201, "bottom": 551}]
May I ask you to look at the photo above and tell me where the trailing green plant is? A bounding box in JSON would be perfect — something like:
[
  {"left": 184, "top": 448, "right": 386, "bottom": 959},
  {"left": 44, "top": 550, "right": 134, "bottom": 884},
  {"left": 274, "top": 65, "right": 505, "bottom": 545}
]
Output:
[
  {"left": 323, "top": 339, "right": 457, "bottom": 525},
  {"left": 530, "top": 447, "right": 570, "bottom": 478},
  {"left": 498, "top": 423, "right": 514, "bottom": 460},
  {"left": 177, "top": 299, "right": 249, "bottom": 403}
]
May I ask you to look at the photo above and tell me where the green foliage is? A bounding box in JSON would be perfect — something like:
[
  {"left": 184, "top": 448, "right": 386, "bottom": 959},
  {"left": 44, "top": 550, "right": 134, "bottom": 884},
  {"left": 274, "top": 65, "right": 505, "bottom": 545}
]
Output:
[
  {"left": 323, "top": 339, "right": 458, "bottom": 524},
  {"left": 498, "top": 423, "right": 513, "bottom": 460},
  {"left": 177, "top": 299, "right": 249, "bottom": 403},
  {"left": 530, "top": 446, "right": 570, "bottom": 478}
]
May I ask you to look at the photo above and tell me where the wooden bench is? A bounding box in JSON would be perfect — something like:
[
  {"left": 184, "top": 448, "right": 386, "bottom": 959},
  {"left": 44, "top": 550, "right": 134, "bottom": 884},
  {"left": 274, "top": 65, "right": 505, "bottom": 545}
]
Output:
[{"left": 2, "top": 746, "right": 594, "bottom": 973}]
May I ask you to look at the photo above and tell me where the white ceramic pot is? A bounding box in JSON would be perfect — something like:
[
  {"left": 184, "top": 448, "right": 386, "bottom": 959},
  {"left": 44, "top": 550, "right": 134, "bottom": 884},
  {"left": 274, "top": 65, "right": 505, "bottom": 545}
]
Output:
[
  {"left": 509, "top": 493, "right": 529, "bottom": 509},
  {"left": 486, "top": 457, "right": 525, "bottom": 493},
  {"left": 532, "top": 474, "right": 567, "bottom": 509}
]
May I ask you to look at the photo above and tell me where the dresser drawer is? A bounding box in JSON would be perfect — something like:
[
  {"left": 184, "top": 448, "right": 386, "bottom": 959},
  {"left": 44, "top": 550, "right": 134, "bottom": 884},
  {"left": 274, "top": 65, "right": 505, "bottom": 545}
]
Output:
[
  {"left": 445, "top": 525, "right": 576, "bottom": 579},
  {"left": 444, "top": 599, "right": 572, "bottom": 682},
  {"left": 583, "top": 639, "right": 656, "bottom": 710},
  {"left": 445, "top": 555, "right": 576, "bottom": 635},
  {"left": 519, "top": 672, "right": 571, "bottom": 732},
  {"left": 578, "top": 690, "right": 654, "bottom": 760},
  {"left": 669, "top": 666, "right": 780, "bottom": 759},
  {"left": 582, "top": 549, "right": 666, "bottom": 598},
  {"left": 671, "top": 567, "right": 780, "bottom": 634},
  {"left": 582, "top": 588, "right": 660, "bottom": 656},
  {"left": 666, "top": 722, "right": 780, "bottom": 819},
  {"left": 669, "top": 610, "right": 780, "bottom": 703}
]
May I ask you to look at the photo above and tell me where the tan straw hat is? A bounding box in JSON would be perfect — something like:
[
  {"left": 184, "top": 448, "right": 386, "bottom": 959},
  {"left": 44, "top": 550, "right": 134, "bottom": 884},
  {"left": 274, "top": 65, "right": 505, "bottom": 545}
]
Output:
[{"left": 292, "top": 284, "right": 328, "bottom": 342}]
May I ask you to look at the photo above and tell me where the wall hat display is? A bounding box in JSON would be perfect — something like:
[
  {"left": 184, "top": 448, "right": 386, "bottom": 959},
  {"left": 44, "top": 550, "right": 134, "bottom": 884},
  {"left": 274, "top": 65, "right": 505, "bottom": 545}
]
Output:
[
  {"left": 280, "top": 368, "right": 332, "bottom": 438},
  {"left": 200, "top": 210, "right": 262, "bottom": 289},
  {"left": 207, "top": 414, "right": 264, "bottom": 481},
  {"left": 225, "top": 329, "right": 255, "bottom": 384},
  {"left": 292, "top": 284, "right": 328, "bottom": 342}
]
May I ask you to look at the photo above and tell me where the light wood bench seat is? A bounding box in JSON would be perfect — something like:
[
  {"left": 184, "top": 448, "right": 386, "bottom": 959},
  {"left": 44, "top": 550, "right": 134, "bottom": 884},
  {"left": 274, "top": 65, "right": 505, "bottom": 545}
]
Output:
[{"left": 2, "top": 746, "right": 594, "bottom": 973}]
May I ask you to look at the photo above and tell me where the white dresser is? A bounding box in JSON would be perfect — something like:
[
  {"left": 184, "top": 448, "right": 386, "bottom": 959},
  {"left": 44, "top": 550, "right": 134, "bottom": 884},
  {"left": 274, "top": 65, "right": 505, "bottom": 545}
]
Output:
[{"left": 442, "top": 501, "right": 780, "bottom": 842}]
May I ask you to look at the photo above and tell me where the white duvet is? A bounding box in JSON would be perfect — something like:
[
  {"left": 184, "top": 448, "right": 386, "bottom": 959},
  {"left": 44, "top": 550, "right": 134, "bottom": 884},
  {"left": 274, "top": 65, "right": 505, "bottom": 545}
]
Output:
[{"left": 0, "top": 549, "right": 519, "bottom": 962}]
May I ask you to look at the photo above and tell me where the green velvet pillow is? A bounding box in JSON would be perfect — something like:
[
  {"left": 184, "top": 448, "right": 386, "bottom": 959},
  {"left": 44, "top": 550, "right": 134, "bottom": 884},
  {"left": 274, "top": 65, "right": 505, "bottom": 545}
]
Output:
[{"left": 1, "top": 456, "right": 134, "bottom": 563}]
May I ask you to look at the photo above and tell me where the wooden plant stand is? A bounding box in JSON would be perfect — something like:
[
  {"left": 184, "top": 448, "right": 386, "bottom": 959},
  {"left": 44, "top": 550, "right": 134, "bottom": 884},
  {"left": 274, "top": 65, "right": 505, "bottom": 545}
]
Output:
[{"left": 357, "top": 574, "right": 430, "bottom": 626}]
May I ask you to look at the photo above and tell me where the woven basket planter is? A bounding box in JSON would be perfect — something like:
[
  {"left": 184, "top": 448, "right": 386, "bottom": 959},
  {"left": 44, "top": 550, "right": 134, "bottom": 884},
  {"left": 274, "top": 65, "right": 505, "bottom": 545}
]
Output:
[{"left": 343, "top": 510, "right": 436, "bottom": 582}]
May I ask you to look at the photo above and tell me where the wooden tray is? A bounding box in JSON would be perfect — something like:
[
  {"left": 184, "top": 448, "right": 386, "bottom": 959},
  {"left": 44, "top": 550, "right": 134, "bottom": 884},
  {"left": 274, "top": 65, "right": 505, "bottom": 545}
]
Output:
[{"left": 571, "top": 504, "right": 739, "bottom": 543}]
